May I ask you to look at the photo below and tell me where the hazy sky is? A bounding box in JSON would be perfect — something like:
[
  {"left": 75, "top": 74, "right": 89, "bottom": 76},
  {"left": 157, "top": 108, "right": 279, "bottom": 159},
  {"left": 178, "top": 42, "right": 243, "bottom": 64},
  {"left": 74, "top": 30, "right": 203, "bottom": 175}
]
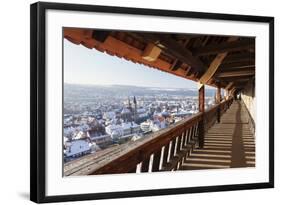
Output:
[{"left": 64, "top": 39, "right": 200, "bottom": 89}]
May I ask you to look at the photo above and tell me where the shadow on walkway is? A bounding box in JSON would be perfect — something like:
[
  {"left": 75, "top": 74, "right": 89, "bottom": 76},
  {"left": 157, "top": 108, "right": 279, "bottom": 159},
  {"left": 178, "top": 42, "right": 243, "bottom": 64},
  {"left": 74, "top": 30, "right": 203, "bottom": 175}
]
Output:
[{"left": 181, "top": 101, "right": 255, "bottom": 171}]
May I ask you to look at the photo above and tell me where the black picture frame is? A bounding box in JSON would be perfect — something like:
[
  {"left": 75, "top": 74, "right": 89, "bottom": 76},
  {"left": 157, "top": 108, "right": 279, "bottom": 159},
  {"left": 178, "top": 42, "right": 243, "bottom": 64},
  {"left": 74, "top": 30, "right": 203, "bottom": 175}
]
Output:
[{"left": 30, "top": 1, "right": 274, "bottom": 203}]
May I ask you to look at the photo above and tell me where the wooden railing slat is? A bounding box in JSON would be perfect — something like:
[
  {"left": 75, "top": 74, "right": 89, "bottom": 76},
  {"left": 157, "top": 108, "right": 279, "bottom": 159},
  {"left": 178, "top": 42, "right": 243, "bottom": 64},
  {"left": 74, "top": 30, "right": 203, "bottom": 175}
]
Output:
[
  {"left": 162, "top": 143, "right": 170, "bottom": 166},
  {"left": 170, "top": 138, "right": 177, "bottom": 159}
]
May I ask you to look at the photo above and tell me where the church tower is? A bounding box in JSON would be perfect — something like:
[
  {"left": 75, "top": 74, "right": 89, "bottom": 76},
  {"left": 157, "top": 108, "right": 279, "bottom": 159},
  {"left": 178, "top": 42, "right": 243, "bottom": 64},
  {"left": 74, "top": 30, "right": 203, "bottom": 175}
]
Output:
[{"left": 133, "top": 96, "right": 137, "bottom": 121}]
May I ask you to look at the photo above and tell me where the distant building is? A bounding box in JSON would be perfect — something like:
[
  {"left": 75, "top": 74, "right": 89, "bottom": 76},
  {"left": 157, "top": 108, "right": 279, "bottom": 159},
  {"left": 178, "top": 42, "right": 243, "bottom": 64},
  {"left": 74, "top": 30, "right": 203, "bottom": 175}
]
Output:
[
  {"left": 103, "top": 111, "right": 116, "bottom": 120},
  {"left": 121, "top": 107, "right": 133, "bottom": 122},
  {"left": 89, "top": 133, "right": 112, "bottom": 147},
  {"left": 64, "top": 139, "right": 92, "bottom": 158},
  {"left": 140, "top": 121, "right": 152, "bottom": 133},
  {"left": 122, "top": 122, "right": 140, "bottom": 136},
  {"left": 140, "top": 118, "right": 167, "bottom": 133},
  {"left": 105, "top": 122, "right": 140, "bottom": 140}
]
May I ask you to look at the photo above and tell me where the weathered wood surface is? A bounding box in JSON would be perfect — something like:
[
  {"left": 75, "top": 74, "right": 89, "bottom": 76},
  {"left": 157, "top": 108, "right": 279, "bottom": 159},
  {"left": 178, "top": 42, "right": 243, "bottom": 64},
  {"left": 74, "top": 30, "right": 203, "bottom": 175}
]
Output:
[
  {"left": 181, "top": 101, "right": 255, "bottom": 170},
  {"left": 194, "top": 39, "right": 255, "bottom": 56}
]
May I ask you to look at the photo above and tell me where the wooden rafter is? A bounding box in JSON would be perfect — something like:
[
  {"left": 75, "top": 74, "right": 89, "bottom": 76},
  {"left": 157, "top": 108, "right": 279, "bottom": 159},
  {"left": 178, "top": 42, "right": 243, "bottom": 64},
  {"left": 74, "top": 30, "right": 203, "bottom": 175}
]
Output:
[
  {"left": 198, "top": 37, "right": 238, "bottom": 87},
  {"left": 225, "top": 82, "right": 234, "bottom": 90},
  {"left": 216, "top": 70, "right": 255, "bottom": 78},
  {"left": 223, "top": 53, "right": 255, "bottom": 63},
  {"left": 142, "top": 43, "right": 162, "bottom": 62},
  {"left": 136, "top": 33, "right": 206, "bottom": 72},
  {"left": 219, "top": 61, "right": 255, "bottom": 70},
  {"left": 194, "top": 39, "right": 255, "bottom": 56},
  {"left": 170, "top": 38, "right": 191, "bottom": 71}
]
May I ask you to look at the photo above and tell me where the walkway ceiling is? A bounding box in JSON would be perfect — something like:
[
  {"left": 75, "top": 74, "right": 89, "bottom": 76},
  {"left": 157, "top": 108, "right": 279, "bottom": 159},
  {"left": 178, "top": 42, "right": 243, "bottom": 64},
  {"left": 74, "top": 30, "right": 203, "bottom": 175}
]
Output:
[{"left": 64, "top": 28, "right": 255, "bottom": 92}]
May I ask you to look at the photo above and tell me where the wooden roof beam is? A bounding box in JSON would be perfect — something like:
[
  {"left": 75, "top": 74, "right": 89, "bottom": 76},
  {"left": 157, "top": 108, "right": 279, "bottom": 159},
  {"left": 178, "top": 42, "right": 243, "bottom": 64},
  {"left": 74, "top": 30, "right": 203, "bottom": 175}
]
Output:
[
  {"left": 142, "top": 43, "right": 162, "bottom": 62},
  {"left": 194, "top": 39, "right": 255, "bottom": 56},
  {"left": 223, "top": 53, "right": 255, "bottom": 63},
  {"left": 225, "top": 82, "right": 234, "bottom": 90},
  {"left": 219, "top": 61, "right": 255, "bottom": 70},
  {"left": 170, "top": 38, "right": 191, "bottom": 71},
  {"left": 217, "top": 75, "right": 253, "bottom": 81},
  {"left": 216, "top": 70, "right": 255, "bottom": 78},
  {"left": 92, "top": 30, "right": 111, "bottom": 43},
  {"left": 224, "top": 78, "right": 250, "bottom": 84},
  {"left": 136, "top": 33, "right": 206, "bottom": 72},
  {"left": 198, "top": 37, "right": 238, "bottom": 87}
]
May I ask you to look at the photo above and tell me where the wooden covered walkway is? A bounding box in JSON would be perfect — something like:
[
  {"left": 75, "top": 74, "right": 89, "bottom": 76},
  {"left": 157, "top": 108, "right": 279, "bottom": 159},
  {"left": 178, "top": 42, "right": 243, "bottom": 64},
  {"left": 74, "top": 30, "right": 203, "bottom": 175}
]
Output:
[
  {"left": 63, "top": 29, "right": 256, "bottom": 176},
  {"left": 181, "top": 101, "right": 255, "bottom": 170}
]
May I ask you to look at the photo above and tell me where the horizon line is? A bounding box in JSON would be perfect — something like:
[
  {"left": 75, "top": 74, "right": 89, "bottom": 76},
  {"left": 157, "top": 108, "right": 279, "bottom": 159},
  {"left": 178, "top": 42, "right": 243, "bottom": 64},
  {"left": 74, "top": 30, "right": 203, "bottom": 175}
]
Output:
[{"left": 64, "top": 82, "right": 216, "bottom": 90}]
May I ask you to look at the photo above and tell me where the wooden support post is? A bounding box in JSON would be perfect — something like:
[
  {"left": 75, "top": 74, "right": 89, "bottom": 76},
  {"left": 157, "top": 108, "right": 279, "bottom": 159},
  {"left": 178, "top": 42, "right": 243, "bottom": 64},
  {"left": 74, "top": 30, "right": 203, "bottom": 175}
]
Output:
[
  {"left": 216, "top": 85, "right": 221, "bottom": 104},
  {"left": 198, "top": 85, "right": 205, "bottom": 148},
  {"left": 199, "top": 85, "right": 205, "bottom": 112}
]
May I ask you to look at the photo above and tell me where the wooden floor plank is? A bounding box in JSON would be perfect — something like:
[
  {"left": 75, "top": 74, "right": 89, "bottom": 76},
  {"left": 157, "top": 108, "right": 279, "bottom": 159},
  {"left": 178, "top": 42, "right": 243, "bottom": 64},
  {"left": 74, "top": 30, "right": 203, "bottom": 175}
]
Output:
[{"left": 180, "top": 101, "right": 255, "bottom": 171}]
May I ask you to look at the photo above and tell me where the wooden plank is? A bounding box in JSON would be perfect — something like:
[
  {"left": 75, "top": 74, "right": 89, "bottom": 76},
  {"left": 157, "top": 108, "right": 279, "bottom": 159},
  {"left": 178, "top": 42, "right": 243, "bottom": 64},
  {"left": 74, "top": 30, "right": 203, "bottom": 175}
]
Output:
[
  {"left": 128, "top": 166, "right": 137, "bottom": 173},
  {"left": 199, "top": 37, "right": 238, "bottom": 86},
  {"left": 222, "top": 77, "right": 250, "bottom": 82},
  {"left": 229, "top": 87, "right": 236, "bottom": 96},
  {"left": 176, "top": 136, "right": 182, "bottom": 154},
  {"left": 216, "top": 70, "right": 255, "bottom": 78},
  {"left": 162, "top": 144, "right": 170, "bottom": 166},
  {"left": 170, "top": 138, "right": 177, "bottom": 159},
  {"left": 184, "top": 129, "right": 189, "bottom": 146},
  {"left": 92, "top": 31, "right": 111, "bottom": 42},
  {"left": 198, "top": 85, "right": 205, "bottom": 148},
  {"left": 190, "top": 125, "right": 195, "bottom": 141},
  {"left": 170, "top": 38, "right": 190, "bottom": 71},
  {"left": 225, "top": 82, "right": 234, "bottom": 91},
  {"left": 199, "top": 85, "right": 205, "bottom": 113},
  {"left": 194, "top": 38, "right": 255, "bottom": 56},
  {"left": 216, "top": 85, "right": 221, "bottom": 103},
  {"left": 171, "top": 60, "right": 183, "bottom": 71},
  {"left": 138, "top": 33, "right": 206, "bottom": 72},
  {"left": 199, "top": 53, "right": 228, "bottom": 84},
  {"left": 162, "top": 147, "right": 191, "bottom": 171},
  {"left": 223, "top": 53, "right": 255, "bottom": 63},
  {"left": 64, "top": 28, "right": 92, "bottom": 44},
  {"left": 181, "top": 131, "right": 186, "bottom": 149},
  {"left": 219, "top": 61, "right": 255, "bottom": 70},
  {"left": 142, "top": 43, "right": 162, "bottom": 62}
]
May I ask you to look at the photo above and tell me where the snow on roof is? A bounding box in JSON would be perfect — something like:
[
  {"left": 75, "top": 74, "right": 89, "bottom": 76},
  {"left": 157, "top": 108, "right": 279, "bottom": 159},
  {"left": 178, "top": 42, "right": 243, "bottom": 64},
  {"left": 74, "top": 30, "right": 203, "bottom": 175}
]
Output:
[{"left": 121, "top": 122, "right": 139, "bottom": 129}]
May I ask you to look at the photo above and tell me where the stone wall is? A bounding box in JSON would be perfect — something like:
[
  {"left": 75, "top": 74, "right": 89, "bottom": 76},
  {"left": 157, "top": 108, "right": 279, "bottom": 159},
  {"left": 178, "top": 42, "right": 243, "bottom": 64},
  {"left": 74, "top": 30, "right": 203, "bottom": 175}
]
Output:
[{"left": 241, "top": 78, "right": 255, "bottom": 122}]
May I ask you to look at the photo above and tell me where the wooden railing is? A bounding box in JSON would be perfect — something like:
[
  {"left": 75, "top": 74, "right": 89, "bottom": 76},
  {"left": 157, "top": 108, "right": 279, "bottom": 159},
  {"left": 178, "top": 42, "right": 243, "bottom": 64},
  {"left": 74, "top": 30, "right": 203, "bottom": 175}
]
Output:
[{"left": 64, "top": 98, "right": 233, "bottom": 176}]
